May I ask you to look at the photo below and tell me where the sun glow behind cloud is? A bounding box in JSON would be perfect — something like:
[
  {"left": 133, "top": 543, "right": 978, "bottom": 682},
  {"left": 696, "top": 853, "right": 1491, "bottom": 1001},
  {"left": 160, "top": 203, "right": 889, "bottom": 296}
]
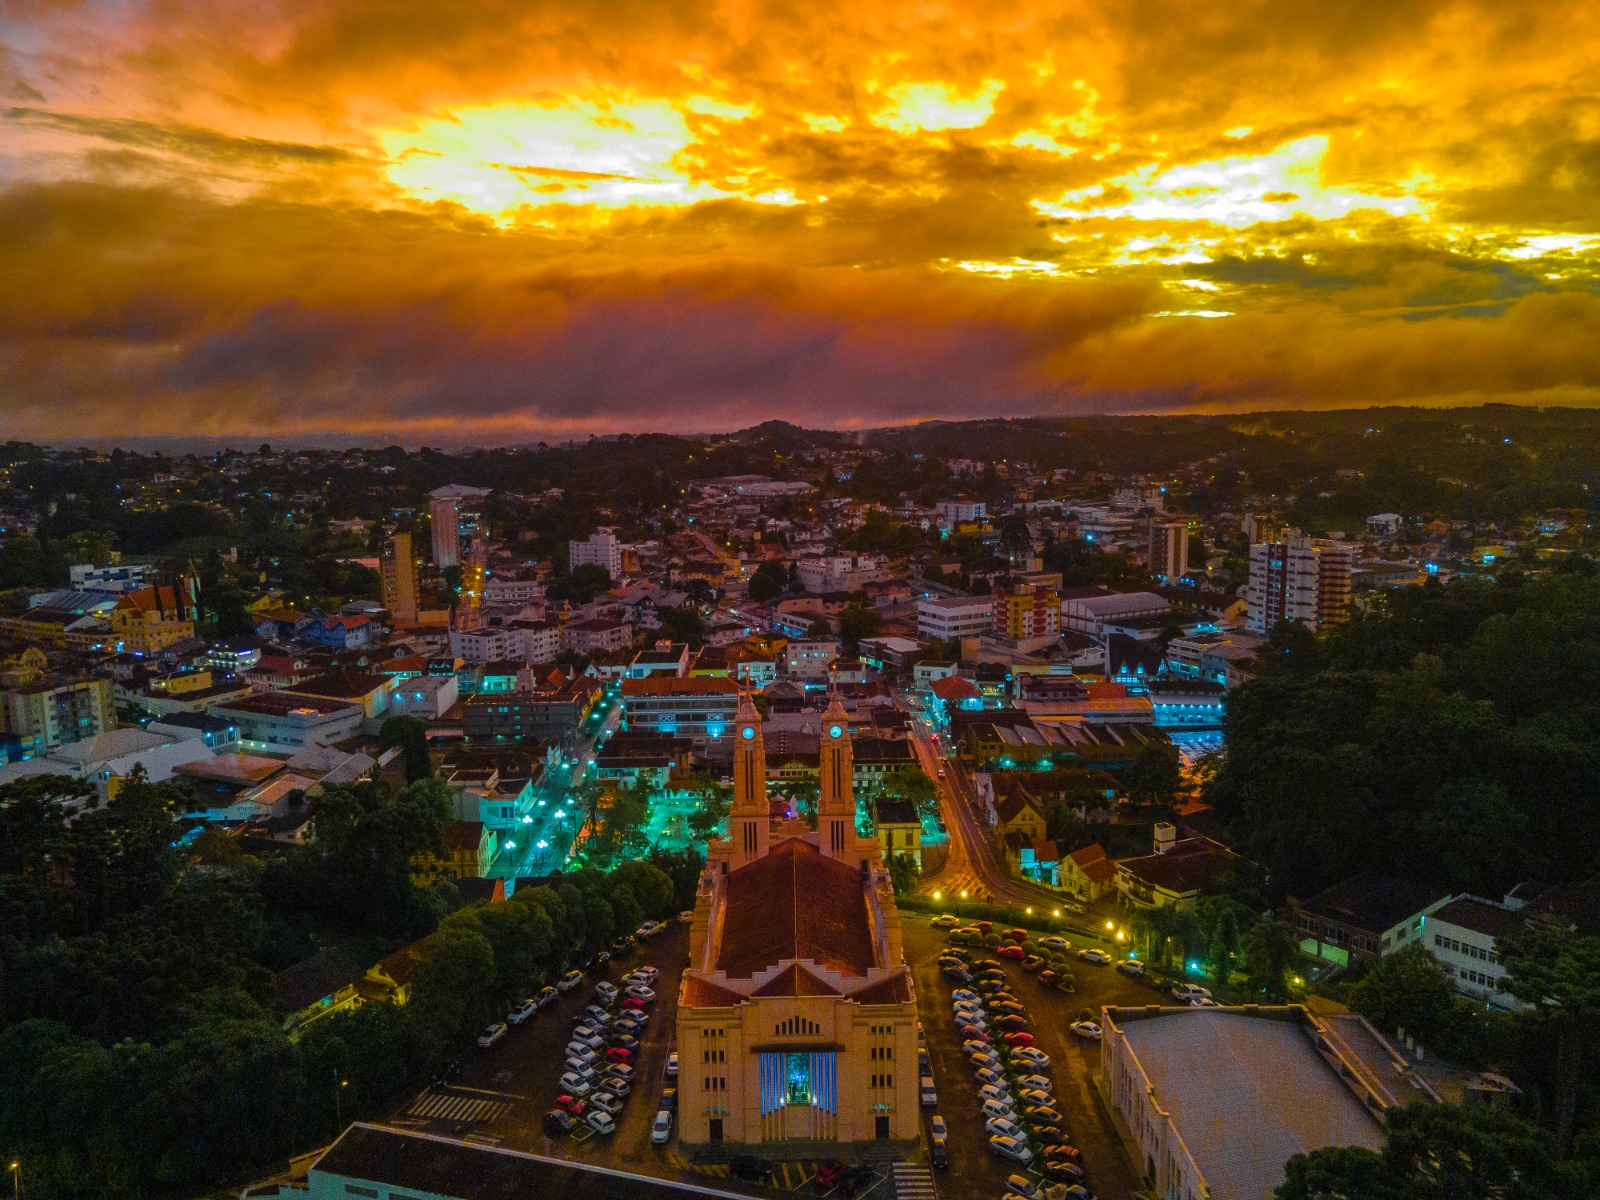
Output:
[{"left": 8, "top": 0, "right": 1600, "bottom": 438}]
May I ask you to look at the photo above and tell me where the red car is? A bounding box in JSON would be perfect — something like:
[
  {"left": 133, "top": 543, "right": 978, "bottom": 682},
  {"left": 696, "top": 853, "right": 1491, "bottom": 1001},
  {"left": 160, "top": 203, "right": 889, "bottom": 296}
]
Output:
[
  {"left": 814, "top": 1161, "right": 847, "bottom": 1188},
  {"left": 997, "top": 945, "right": 1025, "bottom": 960},
  {"left": 605, "top": 1047, "right": 633, "bottom": 1063},
  {"left": 957, "top": 1024, "right": 987, "bottom": 1040},
  {"left": 1043, "top": 1145, "right": 1084, "bottom": 1165},
  {"left": 554, "top": 1094, "right": 587, "bottom": 1115},
  {"left": 1003, "top": 1031, "right": 1035, "bottom": 1047},
  {"left": 622, "top": 998, "right": 646, "bottom": 1011}
]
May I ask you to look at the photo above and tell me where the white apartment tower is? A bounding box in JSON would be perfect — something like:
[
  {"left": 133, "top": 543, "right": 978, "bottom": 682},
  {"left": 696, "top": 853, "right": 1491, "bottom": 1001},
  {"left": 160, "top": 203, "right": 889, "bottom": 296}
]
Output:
[
  {"left": 568, "top": 527, "right": 624, "bottom": 578},
  {"left": 1246, "top": 532, "right": 1354, "bottom": 635}
]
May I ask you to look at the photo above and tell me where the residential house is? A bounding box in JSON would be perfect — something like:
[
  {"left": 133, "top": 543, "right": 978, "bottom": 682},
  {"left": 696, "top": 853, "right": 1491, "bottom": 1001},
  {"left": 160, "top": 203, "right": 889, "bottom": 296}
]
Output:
[
  {"left": 1115, "top": 823, "right": 1244, "bottom": 911},
  {"left": 1061, "top": 843, "right": 1116, "bottom": 902},
  {"left": 875, "top": 797, "right": 922, "bottom": 868},
  {"left": 274, "top": 948, "right": 365, "bottom": 1037}
]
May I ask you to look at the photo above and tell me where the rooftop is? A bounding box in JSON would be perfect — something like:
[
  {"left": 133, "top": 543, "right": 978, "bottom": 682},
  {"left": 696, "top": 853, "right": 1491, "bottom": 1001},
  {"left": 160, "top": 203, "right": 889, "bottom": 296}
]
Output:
[
  {"left": 716, "top": 837, "right": 876, "bottom": 979},
  {"left": 1114, "top": 1008, "right": 1384, "bottom": 1200},
  {"left": 1297, "top": 873, "right": 1450, "bottom": 935}
]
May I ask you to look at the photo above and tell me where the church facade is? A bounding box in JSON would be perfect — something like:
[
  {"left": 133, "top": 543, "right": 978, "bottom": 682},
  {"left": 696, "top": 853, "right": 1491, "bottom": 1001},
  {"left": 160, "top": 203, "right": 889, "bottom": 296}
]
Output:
[{"left": 676, "top": 694, "right": 921, "bottom": 1146}]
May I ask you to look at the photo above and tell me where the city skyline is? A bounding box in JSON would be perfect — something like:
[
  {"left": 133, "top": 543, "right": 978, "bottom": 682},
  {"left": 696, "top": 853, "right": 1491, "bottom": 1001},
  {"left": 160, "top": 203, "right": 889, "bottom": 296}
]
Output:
[{"left": 6, "top": 2, "right": 1600, "bottom": 441}]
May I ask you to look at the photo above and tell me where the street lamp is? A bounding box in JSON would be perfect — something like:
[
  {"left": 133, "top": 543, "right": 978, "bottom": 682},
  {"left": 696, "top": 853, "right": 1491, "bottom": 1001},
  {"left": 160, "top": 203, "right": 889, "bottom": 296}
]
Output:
[
  {"left": 335, "top": 1078, "right": 349, "bottom": 1129},
  {"left": 960, "top": 890, "right": 968, "bottom": 899},
  {"left": 10, "top": 1160, "right": 21, "bottom": 1200}
]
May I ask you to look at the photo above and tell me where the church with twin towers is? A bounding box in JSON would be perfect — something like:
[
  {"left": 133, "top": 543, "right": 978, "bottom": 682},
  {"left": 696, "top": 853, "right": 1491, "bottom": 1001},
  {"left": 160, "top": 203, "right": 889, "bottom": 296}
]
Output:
[{"left": 676, "top": 691, "right": 921, "bottom": 1147}]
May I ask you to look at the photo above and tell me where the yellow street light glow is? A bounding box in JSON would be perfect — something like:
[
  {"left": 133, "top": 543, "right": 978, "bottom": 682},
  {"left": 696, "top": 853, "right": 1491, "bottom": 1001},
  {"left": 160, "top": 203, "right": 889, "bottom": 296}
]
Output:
[
  {"left": 933, "top": 891, "right": 941, "bottom": 900},
  {"left": 1106, "top": 920, "right": 1115, "bottom": 930},
  {"left": 1052, "top": 909, "right": 1061, "bottom": 917},
  {"left": 1025, "top": 907, "right": 1032, "bottom": 914},
  {"left": 960, "top": 890, "right": 968, "bottom": 899},
  {"left": 1116, "top": 931, "right": 1126, "bottom": 941}
]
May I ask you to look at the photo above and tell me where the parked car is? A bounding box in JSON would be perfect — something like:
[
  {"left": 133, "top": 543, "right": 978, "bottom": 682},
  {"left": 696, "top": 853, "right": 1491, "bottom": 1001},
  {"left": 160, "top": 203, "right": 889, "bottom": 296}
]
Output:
[
  {"left": 1005, "top": 1173, "right": 1046, "bottom": 1200},
  {"left": 986, "top": 1117, "right": 1026, "bottom": 1141},
  {"left": 997, "top": 945, "right": 1026, "bottom": 960},
  {"left": 590, "top": 1091, "right": 624, "bottom": 1116},
  {"left": 930, "top": 914, "right": 959, "bottom": 928},
  {"left": 1037, "top": 969, "right": 1059, "bottom": 989},
  {"left": 1003, "top": 1031, "right": 1036, "bottom": 1047},
  {"left": 1015, "top": 1074, "right": 1053, "bottom": 1093},
  {"left": 585, "top": 1110, "right": 616, "bottom": 1135},
  {"left": 660, "top": 1086, "right": 677, "bottom": 1111},
  {"left": 1116, "top": 958, "right": 1146, "bottom": 978},
  {"left": 988, "top": 1135, "right": 1034, "bottom": 1164},
  {"left": 636, "top": 920, "right": 661, "bottom": 939},
  {"left": 1042, "top": 1144, "right": 1084, "bottom": 1165},
  {"left": 625, "top": 984, "right": 656, "bottom": 1002},
  {"left": 1023, "top": 1105, "right": 1065, "bottom": 1128},
  {"left": 1041, "top": 1160, "right": 1088, "bottom": 1184},
  {"left": 507, "top": 998, "right": 538, "bottom": 1026},
  {"left": 1016, "top": 1088, "right": 1053, "bottom": 1107},
  {"left": 1171, "top": 982, "right": 1213, "bottom": 1003},
  {"left": 976, "top": 921, "right": 994, "bottom": 935},
  {"left": 666, "top": 1051, "right": 679, "bottom": 1077},
  {"left": 678, "top": 909, "right": 694, "bottom": 924},
  {"left": 651, "top": 1109, "right": 673, "bottom": 1144},
  {"left": 476, "top": 1022, "right": 507, "bottom": 1048},
  {"left": 610, "top": 936, "right": 636, "bottom": 956},
  {"left": 1004, "top": 928, "right": 1029, "bottom": 943},
  {"left": 930, "top": 1132, "right": 949, "bottom": 1170},
  {"left": 610, "top": 1032, "right": 640, "bottom": 1052},
  {"left": 594, "top": 981, "right": 618, "bottom": 1002},
  {"left": 605, "top": 1076, "right": 632, "bottom": 1096},
  {"left": 583, "top": 1005, "right": 612, "bottom": 1025},
  {"left": 951, "top": 988, "right": 979, "bottom": 1003},
  {"left": 814, "top": 1162, "right": 847, "bottom": 1189},
  {"left": 543, "top": 1110, "right": 577, "bottom": 1136},
  {"left": 603, "top": 1062, "right": 636, "bottom": 1084},
  {"left": 1040, "top": 936, "right": 1070, "bottom": 953},
  {"left": 920, "top": 1074, "right": 937, "bottom": 1107},
  {"left": 1077, "top": 948, "right": 1110, "bottom": 965},
  {"left": 975, "top": 1071, "right": 1008, "bottom": 1093},
  {"left": 980, "top": 1098, "right": 1016, "bottom": 1121},
  {"left": 994, "top": 1015, "right": 1029, "bottom": 1033},
  {"left": 557, "top": 969, "right": 584, "bottom": 991},
  {"left": 558, "top": 1072, "right": 593, "bottom": 1096},
  {"left": 1020, "top": 955, "right": 1045, "bottom": 972},
  {"left": 987, "top": 999, "right": 1025, "bottom": 1015},
  {"left": 942, "top": 965, "right": 973, "bottom": 982},
  {"left": 978, "top": 1083, "right": 1013, "bottom": 1105},
  {"left": 605, "top": 1046, "right": 633, "bottom": 1064},
  {"left": 1069, "top": 1020, "right": 1103, "bottom": 1040}
]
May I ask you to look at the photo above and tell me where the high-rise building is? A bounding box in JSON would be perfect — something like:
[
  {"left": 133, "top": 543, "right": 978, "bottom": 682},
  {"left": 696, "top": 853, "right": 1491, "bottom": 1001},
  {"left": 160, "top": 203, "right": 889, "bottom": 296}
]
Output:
[
  {"left": 1148, "top": 519, "right": 1190, "bottom": 582},
  {"left": 428, "top": 485, "right": 491, "bottom": 568},
  {"left": 380, "top": 532, "right": 420, "bottom": 622},
  {"left": 3, "top": 674, "right": 116, "bottom": 755},
  {"left": 677, "top": 693, "right": 919, "bottom": 1147},
  {"left": 992, "top": 582, "right": 1060, "bottom": 641},
  {"left": 1246, "top": 532, "right": 1354, "bottom": 635},
  {"left": 567, "top": 527, "right": 624, "bottom": 578}
]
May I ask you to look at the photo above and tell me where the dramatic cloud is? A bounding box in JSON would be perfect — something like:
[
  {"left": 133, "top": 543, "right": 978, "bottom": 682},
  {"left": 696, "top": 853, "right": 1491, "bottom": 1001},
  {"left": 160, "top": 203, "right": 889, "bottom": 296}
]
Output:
[{"left": 3, "top": 0, "right": 1600, "bottom": 438}]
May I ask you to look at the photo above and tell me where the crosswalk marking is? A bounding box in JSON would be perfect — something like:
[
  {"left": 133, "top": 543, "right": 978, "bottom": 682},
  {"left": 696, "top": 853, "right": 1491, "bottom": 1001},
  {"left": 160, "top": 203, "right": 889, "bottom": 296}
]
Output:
[
  {"left": 891, "top": 1161, "right": 938, "bottom": 1200},
  {"left": 406, "top": 1091, "right": 512, "bottom": 1124}
]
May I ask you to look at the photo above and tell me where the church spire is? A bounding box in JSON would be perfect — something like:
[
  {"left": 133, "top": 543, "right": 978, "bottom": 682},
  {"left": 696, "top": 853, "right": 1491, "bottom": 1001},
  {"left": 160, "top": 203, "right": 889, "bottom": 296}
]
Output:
[
  {"left": 729, "top": 690, "right": 769, "bottom": 868},
  {"left": 818, "top": 692, "right": 855, "bottom": 861}
]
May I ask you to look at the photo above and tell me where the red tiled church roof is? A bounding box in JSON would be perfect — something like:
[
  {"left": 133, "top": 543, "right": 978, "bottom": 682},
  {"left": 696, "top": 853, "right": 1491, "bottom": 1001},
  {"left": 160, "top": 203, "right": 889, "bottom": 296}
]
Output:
[
  {"left": 752, "top": 963, "right": 842, "bottom": 997},
  {"left": 716, "top": 838, "right": 876, "bottom": 979}
]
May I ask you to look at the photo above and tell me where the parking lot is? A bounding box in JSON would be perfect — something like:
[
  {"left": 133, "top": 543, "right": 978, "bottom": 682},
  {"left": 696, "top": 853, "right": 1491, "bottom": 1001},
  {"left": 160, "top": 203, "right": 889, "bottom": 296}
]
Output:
[
  {"left": 902, "top": 918, "right": 1151, "bottom": 1200},
  {"left": 385, "top": 908, "right": 1156, "bottom": 1200},
  {"left": 388, "top": 921, "right": 696, "bottom": 1178}
]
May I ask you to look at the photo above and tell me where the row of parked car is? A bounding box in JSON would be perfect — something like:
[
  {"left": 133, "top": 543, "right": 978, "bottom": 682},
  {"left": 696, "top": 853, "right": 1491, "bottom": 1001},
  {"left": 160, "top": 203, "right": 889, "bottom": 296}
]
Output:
[
  {"left": 939, "top": 946, "right": 1095, "bottom": 1199},
  {"left": 542, "top": 964, "right": 664, "bottom": 1137}
]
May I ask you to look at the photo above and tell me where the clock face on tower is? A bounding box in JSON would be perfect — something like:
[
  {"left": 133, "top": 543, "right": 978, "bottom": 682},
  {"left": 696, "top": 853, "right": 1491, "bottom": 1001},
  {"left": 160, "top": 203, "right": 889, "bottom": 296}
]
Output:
[
  {"left": 741, "top": 725, "right": 756, "bottom": 741},
  {"left": 828, "top": 724, "right": 843, "bottom": 739}
]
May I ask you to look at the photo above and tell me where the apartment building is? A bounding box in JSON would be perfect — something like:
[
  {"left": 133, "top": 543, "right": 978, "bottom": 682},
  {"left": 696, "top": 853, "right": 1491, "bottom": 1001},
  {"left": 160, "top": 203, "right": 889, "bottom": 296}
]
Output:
[
  {"left": 916, "top": 594, "right": 994, "bottom": 640},
  {"left": 1246, "top": 532, "right": 1355, "bottom": 635},
  {"left": 379, "top": 532, "right": 420, "bottom": 622}
]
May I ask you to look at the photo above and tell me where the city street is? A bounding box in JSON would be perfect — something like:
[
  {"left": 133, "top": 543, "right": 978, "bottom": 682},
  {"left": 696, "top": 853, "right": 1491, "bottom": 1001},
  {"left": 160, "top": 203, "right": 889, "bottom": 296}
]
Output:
[{"left": 493, "top": 684, "right": 622, "bottom": 880}]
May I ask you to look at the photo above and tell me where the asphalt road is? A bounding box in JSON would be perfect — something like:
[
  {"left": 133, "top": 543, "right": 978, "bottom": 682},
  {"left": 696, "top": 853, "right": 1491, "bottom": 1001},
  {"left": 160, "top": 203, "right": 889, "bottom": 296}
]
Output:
[{"left": 902, "top": 918, "right": 1149, "bottom": 1200}]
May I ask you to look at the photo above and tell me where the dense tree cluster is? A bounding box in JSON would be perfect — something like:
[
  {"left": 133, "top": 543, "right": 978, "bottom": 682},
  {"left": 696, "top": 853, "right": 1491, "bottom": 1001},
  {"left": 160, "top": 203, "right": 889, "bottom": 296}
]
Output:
[
  {"left": 1208, "top": 572, "right": 1600, "bottom": 897},
  {"left": 0, "top": 772, "right": 687, "bottom": 1198}
]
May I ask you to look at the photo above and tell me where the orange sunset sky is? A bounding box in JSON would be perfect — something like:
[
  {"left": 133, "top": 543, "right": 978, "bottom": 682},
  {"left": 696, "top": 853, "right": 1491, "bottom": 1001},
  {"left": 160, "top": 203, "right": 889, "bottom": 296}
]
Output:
[{"left": 4, "top": 1, "right": 1600, "bottom": 440}]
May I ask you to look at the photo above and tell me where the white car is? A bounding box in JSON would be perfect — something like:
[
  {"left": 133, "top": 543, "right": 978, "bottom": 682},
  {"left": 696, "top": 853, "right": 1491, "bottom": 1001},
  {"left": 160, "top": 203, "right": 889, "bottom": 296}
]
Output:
[
  {"left": 1172, "top": 982, "right": 1213, "bottom": 1003},
  {"left": 565, "top": 1044, "right": 597, "bottom": 1063},
  {"left": 666, "top": 1051, "right": 679, "bottom": 1077},
  {"left": 979, "top": 1098, "right": 1016, "bottom": 1121},
  {"left": 636, "top": 920, "right": 661, "bottom": 939},
  {"left": 1016, "top": 1088, "right": 1052, "bottom": 1106},
  {"left": 585, "top": 1110, "right": 616, "bottom": 1135},
  {"left": 978, "top": 1083, "right": 1012, "bottom": 1105},
  {"left": 506, "top": 999, "right": 537, "bottom": 1025},
  {"left": 1077, "top": 948, "right": 1111, "bottom": 965},
  {"left": 625, "top": 984, "right": 656, "bottom": 1002},
  {"left": 595, "top": 981, "right": 618, "bottom": 1002},
  {"left": 986, "top": 1116, "right": 1025, "bottom": 1140},
  {"left": 651, "top": 1109, "right": 673, "bottom": 1144},
  {"left": 1011, "top": 1049, "right": 1051, "bottom": 1070},
  {"left": 989, "top": 1135, "right": 1033, "bottom": 1165},
  {"left": 1191, "top": 996, "right": 1221, "bottom": 1007},
  {"left": 1069, "top": 1020, "right": 1103, "bottom": 1041},
  {"left": 590, "top": 1091, "right": 624, "bottom": 1116},
  {"left": 559, "top": 1071, "right": 594, "bottom": 1096},
  {"left": 1116, "top": 958, "right": 1146, "bottom": 978},
  {"left": 951, "top": 989, "right": 979, "bottom": 1003},
  {"left": 630, "top": 966, "right": 660, "bottom": 984},
  {"left": 557, "top": 969, "right": 584, "bottom": 991},
  {"left": 1006, "top": 1174, "right": 1047, "bottom": 1200},
  {"left": 678, "top": 909, "right": 694, "bottom": 924},
  {"left": 603, "top": 1062, "right": 636, "bottom": 1083},
  {"left": 1015, "top": 1074, "right": 1053, "bottom": 1093},
  {"left": 1039, "top": 936, "right": 1070, "bottom": 953},
  {"left": 476, "top": 1022, "right": 507, "bottom": 1048}
]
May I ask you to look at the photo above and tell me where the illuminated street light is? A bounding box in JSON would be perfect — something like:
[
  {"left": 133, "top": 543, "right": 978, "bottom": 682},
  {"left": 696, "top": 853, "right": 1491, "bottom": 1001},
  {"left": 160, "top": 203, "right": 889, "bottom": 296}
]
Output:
[
  {"left": 1025, "top": 907, "right": 1032, "bottom": 915},
  {"left": 960, "top": 890, "right": 968, "bottom": 899},
  {"left": 1052, "top": 909, "right": 1061, "bottom": 917},
  {"left": 1105, "top": 920, "right": 1115, "bottom": 931},
  {"left": 1115, "top": 931, "right": 1125, "bottom": 941},
  {"left": 933, "top": 891, "right": 942, "bottom": 900}
]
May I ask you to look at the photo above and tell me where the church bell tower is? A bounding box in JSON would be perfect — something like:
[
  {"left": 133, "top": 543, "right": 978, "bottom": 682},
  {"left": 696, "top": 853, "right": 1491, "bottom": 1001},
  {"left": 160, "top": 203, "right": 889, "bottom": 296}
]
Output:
[
  {"left": 818, "top": 693, "right": 856, "bottom": 862},
  {"left": 729, "top": 691, "right": 770, "bottom": 869}
]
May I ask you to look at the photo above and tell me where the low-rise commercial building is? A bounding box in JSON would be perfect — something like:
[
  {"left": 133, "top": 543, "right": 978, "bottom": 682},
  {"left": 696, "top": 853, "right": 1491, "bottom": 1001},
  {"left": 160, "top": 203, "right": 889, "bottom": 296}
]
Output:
[
  {"left": 622, "top": 676, "right": 740, "bottom": 741},
  {"left": 210, "top": 692, "right": 365, "bottom": 749},
  {"left": 1289, "top": 872, "right": 1452, "bottom": 967},
  {"left": 916, "top": 594, "right": 994, "bottom": 641}
]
